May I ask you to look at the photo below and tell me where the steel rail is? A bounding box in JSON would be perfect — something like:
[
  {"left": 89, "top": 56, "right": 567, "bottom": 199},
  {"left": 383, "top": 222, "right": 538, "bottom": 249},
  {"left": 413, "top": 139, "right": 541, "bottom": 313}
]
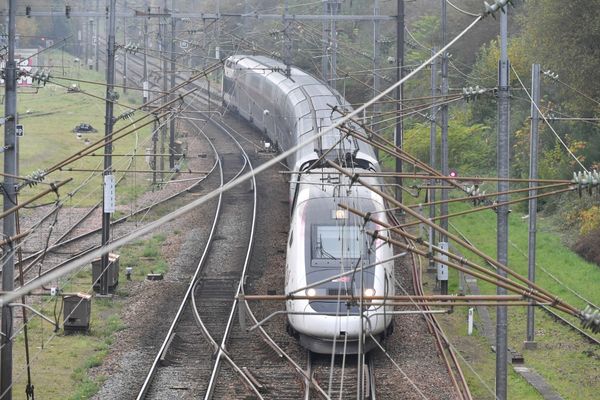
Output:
[
  {"left": 186, "top": 105, "right": 330, "bottom": 398},
  {"left": 9, "top": 145, "right": 138, "bottom": 279},
  {"left": 389, "top": 212, "right": 470, "bottom": 399},
  {"left": 17, "top": 154, "right": 217, "bottom": 287},
  {"left": 114, "top": 52, "right": 265, "bottom": 397},
  {"left": 135, "top": 122, "right": 230, "bottom": 400},
  {"left": 173, "top": 86, "right": 332, "bottom": 398},
  {"left": 201, "top": 114, "right": 261, "bottom": 399}
]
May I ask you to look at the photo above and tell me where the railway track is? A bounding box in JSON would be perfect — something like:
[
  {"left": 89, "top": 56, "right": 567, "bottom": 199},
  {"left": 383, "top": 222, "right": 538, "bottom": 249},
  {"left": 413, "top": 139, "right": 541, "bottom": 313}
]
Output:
[
  {"left": 386, "top": 213, "right": 471, "bottom": 400},
  {"left": 19, "top": 127, "right": 217, "bottom": 287},
  {"left": 307, "top": 352, "right": 376, "bottom": 399},
  {"left": 135, "top": 106, "right": 260, "bottom": 398},
  {"left": 107, "top": 46, "right": 330, "bottom": 399},
  {"left": 96, "top": 44, "right": 472, "bottom": 399}
]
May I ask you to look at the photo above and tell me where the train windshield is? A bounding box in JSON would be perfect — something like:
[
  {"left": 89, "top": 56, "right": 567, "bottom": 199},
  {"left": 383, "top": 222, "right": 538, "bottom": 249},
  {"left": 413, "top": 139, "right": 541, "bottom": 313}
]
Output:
[{"left": 312, "top": 225, "right": 362, "bottom": 266}]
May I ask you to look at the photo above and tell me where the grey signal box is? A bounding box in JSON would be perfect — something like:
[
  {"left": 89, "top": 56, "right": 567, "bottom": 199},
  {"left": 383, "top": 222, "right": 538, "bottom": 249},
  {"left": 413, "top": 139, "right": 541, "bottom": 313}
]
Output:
[
  {"left": 63, "top": 293, "right": 92, "bottom": 332},
  {"left": 92, "top": 253, "right": 120, "bottom": 292}
]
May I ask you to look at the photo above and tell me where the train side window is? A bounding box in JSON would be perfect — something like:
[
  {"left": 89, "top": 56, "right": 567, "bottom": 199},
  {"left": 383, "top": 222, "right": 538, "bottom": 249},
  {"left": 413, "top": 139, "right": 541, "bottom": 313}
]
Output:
[{"left": 289, "top": 230, "right": 293, "bottom": 247}]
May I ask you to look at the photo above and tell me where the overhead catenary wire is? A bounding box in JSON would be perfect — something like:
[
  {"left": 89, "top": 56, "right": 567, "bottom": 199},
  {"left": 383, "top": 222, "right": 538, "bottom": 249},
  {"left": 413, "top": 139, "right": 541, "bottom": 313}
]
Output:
[
  {"left": 511, "top": 65, "right": 588, "bottom": 172},
  {"left": 327, "top": 156, "right": 579, "bottom": 313},
  {"left": 445, "top": 0, "right": 480, "bottom": 17},
  {"left": 0, "top": 11, "right": 486, "bottom": 308}
]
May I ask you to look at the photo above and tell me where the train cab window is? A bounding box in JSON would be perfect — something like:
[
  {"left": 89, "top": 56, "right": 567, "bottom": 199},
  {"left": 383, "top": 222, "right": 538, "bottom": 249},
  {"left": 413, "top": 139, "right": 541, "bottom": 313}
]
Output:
[{"left": 311, "top": 225, "right": 361, "bottom": 267}]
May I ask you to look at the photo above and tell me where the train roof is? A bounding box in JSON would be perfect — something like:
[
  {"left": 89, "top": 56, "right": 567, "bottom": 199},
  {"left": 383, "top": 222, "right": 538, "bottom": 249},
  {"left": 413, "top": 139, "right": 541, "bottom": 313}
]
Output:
[{"left": 226, "top": 54, "right": 379, "bottom": 169}]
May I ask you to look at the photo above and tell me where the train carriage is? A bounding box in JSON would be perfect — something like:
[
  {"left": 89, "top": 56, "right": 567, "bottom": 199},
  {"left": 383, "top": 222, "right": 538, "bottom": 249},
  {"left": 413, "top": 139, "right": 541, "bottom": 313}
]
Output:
[{"left": 224, "top": 55, "right": 395, "bottom": 354}]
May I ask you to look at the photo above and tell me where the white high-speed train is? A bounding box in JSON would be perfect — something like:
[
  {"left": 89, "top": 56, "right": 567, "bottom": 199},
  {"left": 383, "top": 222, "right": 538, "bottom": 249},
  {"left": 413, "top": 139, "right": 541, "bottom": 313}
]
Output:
[{"left": 223, "top": 55, "right": 395, "bottom": 354}]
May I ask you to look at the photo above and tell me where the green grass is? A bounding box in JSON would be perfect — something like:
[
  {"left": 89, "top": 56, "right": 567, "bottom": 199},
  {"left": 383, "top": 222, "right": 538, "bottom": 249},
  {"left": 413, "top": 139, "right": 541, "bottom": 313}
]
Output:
[
  {"left": 11, "top": 233, "right": 168, "bottom": 399},
  {"left": 425, "top": 200, "right": 600, "bottom": 399},
  {"left": 5, "top": 50, "right": 154, "bottom": 209}
]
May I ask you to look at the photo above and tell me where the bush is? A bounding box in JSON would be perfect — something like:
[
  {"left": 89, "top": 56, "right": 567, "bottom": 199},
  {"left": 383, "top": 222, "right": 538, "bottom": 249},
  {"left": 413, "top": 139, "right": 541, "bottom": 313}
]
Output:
[{"left": 573, "top": 228, "right": 600, "bottom": 266}]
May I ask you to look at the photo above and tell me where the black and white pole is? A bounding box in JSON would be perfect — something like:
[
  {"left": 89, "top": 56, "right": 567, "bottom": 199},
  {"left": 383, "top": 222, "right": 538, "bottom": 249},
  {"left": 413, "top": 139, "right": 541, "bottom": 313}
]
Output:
[
  {"left": 496, "top": 7, "right": 511, "bottom": 400},
  {"left": 101, "top": 0, "right": 118, "bottom": 296},
  {"left": 1, "top": 1, "right": 17, "bottom": 397},
  {"left": 525, "top": 63, "right": 540, "bottom": 349}
]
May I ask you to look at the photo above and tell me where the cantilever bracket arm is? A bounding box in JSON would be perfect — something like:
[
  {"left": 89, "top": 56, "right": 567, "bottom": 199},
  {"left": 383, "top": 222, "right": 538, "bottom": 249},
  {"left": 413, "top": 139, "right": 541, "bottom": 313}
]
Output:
[{"left": 8, "top": 303, "right": 59, "bottom": 337}]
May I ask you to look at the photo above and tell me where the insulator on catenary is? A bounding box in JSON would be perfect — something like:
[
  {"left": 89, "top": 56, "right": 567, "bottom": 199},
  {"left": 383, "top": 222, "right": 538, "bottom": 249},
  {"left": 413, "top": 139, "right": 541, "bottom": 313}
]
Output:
[
  {"left": 571, "top": 169, "right": 600, "bottom": 197},
  {"left": 483, "top": 0, "right": 515, "bottom": 18},
  {"left": 580, "top": 305, "right": 600, "bottom": 334}
]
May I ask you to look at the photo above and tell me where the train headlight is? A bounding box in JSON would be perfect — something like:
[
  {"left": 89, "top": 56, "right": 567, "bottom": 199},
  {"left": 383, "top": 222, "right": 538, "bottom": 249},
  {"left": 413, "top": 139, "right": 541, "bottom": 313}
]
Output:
[
  {"left": 332, "top": 209, "right": 347, "bottom": 220},
  {"left": 364, "top": 288, "right": 376, "bottom": 297},
  {"left": 306, "top": 288, "right": 317, "bottom": 297}
]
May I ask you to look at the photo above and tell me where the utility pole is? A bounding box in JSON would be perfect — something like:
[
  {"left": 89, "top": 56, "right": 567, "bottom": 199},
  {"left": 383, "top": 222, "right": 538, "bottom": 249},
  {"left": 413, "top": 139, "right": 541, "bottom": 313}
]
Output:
[
  {"left": 243, "top": 0, "right": 249, "bottom": 36},
  {"left": 85, "top": 18, "right": 90, "bottom": 68},
  {"left": 1, "top": 1, "right": 17, "bottom": 397},
  {"left": 329, "top": 0, "right": 339, "bottom": 88},
  {"left": 100, "top": 0, "right": 118, "bottom": 296},
  {"left": 283, "top": 0, "right": 292, "bottom": 77},
  {"left": 395, "top": 0, "right": 404, "bottom": 204},
  {"left": 88, "top": 18, "right": 94, "bottom": 69},
  {"left": 321, "top": 0, "right": 339, "bottom": 87},
  {"left": 215, "top": 0, "right": 221, "bottom": 59},
  {"left": 123, "top": 0, "right": 128, "bottom": 94},
  {"left": 152, "top": 120, "right": 158, "bottom": 185},
  {"left": 372, "top": 0, "right": 380, "bottom": 158},
  {"left": 429, "top": 48, "right": 437, "bottom": 272},
  {"left": 95, "top": 0, "right": 100, "bottom": 71},
  {"left": 321, "top": 1, "right": 328, "bottom": 83},
  {"left": 439, "top": 0, "right": 449, "bottom": 295},
  {"left": 169, "top": 13, "right": 176, "bottom": 169},
  {"left": 160, "top": 6, "right": 167, "bottom": 180},
  {"left": 142, "top": 0, "right": 149, "bottom": 103},
  {"left": 496, "top": 9, "right": 511, "bottom": 400},
  {"left": 525, "top": 63, "right": 540, "bottom": 349}
]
